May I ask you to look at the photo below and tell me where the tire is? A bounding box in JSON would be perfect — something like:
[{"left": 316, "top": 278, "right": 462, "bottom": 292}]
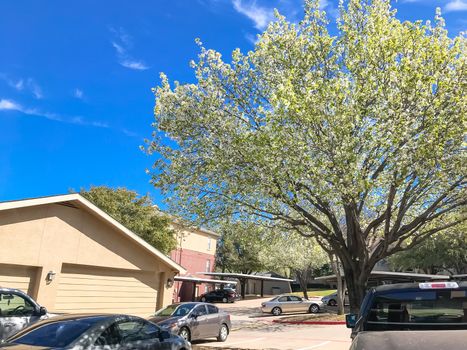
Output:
[
  {"left": 222, "top": 297, "right": 228, "bottom": 303},
  {"left": 201, "top": 297, "right": 206, "bottom": 302},
  {"left": 217, "top": 323, "right": 229, "bottom": 342},
  {"left": 328, "top": 299, "right": 337, "bottom": 307},
  {"left": 178, "top": 327, "right": 191, "bottom": 342},
  {"left": 272, "top": 307, "right": 282, "bottom": 316},
  {"left": 309, "top": 304, "right": 320, "bottom": 314}
]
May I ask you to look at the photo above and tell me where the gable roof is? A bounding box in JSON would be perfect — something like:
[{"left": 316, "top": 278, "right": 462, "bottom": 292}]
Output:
[{"left": 0, "top": 194, "right": 185, "bottom": 274}]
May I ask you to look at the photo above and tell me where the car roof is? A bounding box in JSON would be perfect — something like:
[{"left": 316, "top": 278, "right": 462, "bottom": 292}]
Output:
[
  {"left": 0, "top": 287, "right": 27, "bottom": 294},
  {"left": 373, "top": 281, "right": 467, "bottom": 293},
  {"left": 36, "top": 313, "right": 130, "bottom": 323}
]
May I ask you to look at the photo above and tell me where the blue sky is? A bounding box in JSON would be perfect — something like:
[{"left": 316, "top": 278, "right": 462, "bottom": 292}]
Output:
[{"left": 1, "top": 0, "right": 466, "bottom": 207}]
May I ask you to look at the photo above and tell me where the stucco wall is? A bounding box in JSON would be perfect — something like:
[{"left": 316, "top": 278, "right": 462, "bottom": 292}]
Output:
[{"left": 0, "top": 202, "right": 177, "bottom": 313}]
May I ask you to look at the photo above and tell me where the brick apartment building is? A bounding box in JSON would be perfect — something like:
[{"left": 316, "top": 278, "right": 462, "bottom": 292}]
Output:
[{"left": 169, "top": 222, "right": 219, "bottom": 302}]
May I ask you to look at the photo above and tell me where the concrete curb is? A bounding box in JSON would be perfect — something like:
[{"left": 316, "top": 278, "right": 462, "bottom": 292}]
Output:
[{"left": 272, "top": 319, "right": 346, "bottom": 325}]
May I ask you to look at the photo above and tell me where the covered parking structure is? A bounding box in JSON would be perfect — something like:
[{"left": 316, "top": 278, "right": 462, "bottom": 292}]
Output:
[
  {"left": 315, "top": 270, "right": 451, "bottom": 288},
  {"left": 174, "top": 275, "right": 237, "bottom": 302},
  {"left": 200, "top": 272, "right": 294, "bottom": 299}
]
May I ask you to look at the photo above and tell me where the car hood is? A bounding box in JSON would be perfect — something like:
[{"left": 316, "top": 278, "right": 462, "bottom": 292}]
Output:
[
  {"left": 353, "top": 331, "right": 467, "bottom": 350},
  {"left": 149, "top": 316, "right": 184, "bottom": 326}
]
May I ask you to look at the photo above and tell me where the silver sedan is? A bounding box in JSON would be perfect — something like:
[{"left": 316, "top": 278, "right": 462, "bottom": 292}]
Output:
[{"left": 261, "top": 295, "right": 324, "bottom": 316}]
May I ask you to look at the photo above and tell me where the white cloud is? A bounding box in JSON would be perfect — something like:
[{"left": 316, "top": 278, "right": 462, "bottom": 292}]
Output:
[
  {"left": 0, "top": 75, "right": 43, "bottom": 98},
  {"left": 27, "top": 78, "right": 43, "bottom": 99},
  {"left": 0, "top": 99, "right": 21, "bottom": 110},
  {"left": 110, "top": 27, "right": 150, "bottom": 71},
  {"left": 120, "top": 60, "right": 149, "bottom": 71},
  {"left": 232, "top": 0, "right": 275, "bottom": 30},
  {"left": 445, "top": 0, "right": 467, "bottom": 12},
  {"left": 74, "top": 88, "right": 84, "bottom": 99},
  {"left": 0, "top": 98, "right": 108, "bottom": 128}
]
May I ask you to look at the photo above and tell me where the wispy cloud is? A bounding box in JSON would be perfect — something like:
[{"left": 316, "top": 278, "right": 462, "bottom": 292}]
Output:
[
  {"left": 319, "top": 0, "right": 338, "bottom": 18},
  {"left": 445, "top": 0, "right": 467, "bottom": 12},
  {"left": 110, "top": 27, "right": 149, "bottom": 71},
  {"left": 0, "top": 98, "right": 108, "bottom": 128},
  {"left": 119, "top": 60, "right": 149, "bottom": 70},
  {"left": 73, "top": 88, "right": 84, "bottom": 99},
  {"left": 232, "top": 0, "right": 275, "bottom": 30},
  {"left": 0, "top": 74, "right": 43, "bottom": 99}
]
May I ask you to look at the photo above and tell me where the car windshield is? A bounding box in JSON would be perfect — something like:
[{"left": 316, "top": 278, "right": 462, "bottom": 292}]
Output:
[
  {"left": 155, "top": 303, "right": 197, "bottom": 317},
  {"left": 366, "top": 288, "right": 467, "bottom": 331},
  {"left": 11, "top": 319, "right": 94, "bottom": 347}
]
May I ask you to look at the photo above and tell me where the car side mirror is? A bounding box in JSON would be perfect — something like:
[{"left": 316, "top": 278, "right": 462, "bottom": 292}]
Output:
[
  {"left": 346, "top": 314, "right": 357, "bottom": 328},
  {"left": 159, "top": 330, "right": 171, "bottom": 341},
  {"left": 38, "top": 306, "right": 47, "bottom": 316},
  {"left": 190, "top": 313, "right": 199, "bottom": 319}
]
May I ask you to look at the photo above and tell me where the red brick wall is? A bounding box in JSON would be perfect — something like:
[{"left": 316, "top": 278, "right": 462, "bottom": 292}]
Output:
[{"left": 171, "top": 248, "right": 216, "bottom": 302}]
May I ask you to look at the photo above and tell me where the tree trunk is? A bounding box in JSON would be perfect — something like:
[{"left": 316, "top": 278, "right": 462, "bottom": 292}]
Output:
[
  {"left": 342, "top": 262, "right": 371, "bottom": 313},
  {"left": 330, "top": 255, "right": 345, "bottom": 315},
  {"left": 295, "top": 270, "right": 309, "bottom": 299}
]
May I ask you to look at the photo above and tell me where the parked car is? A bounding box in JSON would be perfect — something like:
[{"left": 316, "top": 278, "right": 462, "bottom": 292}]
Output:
[
  {"left": 321, "top": 290, "right": 349, "bottom": 306},
  {"left": 261, "top": 294, "right": 323, "bottom": 316},
  {"left": 199, "top": 289, "right": 239, "bottom": 303},
  {"left": 346, "top": 281, "right": 467, "bottom": 350},
  {"left": 2, "top": 314, "right": 191, "bottom": 349},
  {"left": 150, "top": 302, "right": 231, "bottom": 342},
  {"left": 0, "top": 287, "right": 49, "bottom": 341}
]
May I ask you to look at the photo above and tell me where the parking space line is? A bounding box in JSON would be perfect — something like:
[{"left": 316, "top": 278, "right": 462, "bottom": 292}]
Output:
[
  {"left": 296, "top": 341, "right": 331, "bottom": 350},
  {"left": 223, "top": 337, "right": 266, "bottom": 346}
]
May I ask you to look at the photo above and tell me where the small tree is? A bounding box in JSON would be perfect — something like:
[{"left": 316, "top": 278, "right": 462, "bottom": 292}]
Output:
[
  {"left": 80, "top": 186, "right": 177, "bottom": 254},
  {"left": 262, "top": 233, "right": 328, "bottom": 299},
  {"left": 148, "top": 0, "right": 466, "bottom": 311}
]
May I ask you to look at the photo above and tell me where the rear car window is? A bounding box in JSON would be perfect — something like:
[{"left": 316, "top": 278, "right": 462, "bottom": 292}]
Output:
[
  {"left": 366, "top": 288, "right": 467, "bottom": 331},
  {"left": 207, "top": 305, "right": 218, "bottom": 314},
  {"left": 12, "top": 320, "right": 94, "bottom": 347}
]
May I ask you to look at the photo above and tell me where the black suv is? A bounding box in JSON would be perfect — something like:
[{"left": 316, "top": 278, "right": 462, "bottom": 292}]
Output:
[
  {"left": 0, "top": 287, "right": 48, "bottom": 341},
  {"left": 346, "top": 281, "right": 467, "bottom": 350},
  {"left": 199, "top": 289, "right": 238, "bottom": 303}
]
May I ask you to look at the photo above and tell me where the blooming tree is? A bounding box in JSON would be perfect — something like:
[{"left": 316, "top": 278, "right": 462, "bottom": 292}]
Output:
[{"left": 148, "top": 0, "right": 466, "bottom": 311}]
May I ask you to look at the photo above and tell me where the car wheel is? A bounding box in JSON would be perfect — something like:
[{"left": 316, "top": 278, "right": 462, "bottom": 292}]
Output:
[
  {"left": 328, "top": 299, "right": 337, "bottom": 307},
  {"left": 272, "top": 307, "right": 282, "bottom": 316},
  {"left": 217, "top": 323, "right": 229, "bottom": 342},
  {"left": 178, "top": 327, "right": 191, "bottom": 342},
  {"left": 201, "top": 297, "right": 206, "bottom": 302},
  {"left": 309, "top": 304, "right": 320, "bottom": 313},
  {"left": 222, "top": 297, "right": 228, "bottom": 303}
]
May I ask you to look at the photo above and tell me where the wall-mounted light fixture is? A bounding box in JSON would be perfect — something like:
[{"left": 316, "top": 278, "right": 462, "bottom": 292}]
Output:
[
  {"left": 46, "top": 271, "right": 56, "bottom": 283},
  {"left": 166, "top": 278, "right": 174, "bottom": 288}
]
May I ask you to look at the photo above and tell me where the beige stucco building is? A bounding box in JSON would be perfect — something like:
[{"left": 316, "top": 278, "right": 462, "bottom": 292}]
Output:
[{"left": 0, "top": 194, "right": 184, "bottom": 317}]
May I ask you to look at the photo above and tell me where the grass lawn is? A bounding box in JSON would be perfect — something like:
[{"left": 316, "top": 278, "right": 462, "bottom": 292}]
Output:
[{"left": 291, "top": 289, "right": 337, "bottom": 298}]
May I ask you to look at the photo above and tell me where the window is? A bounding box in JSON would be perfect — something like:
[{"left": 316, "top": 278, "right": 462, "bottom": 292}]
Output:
[
  {"left": 95, "top": 323, "right": 121, "bottom": 346},
  {"left": 289, "top": 296, "right": 302, "bottom": 302},
  {"left": 192, "top": 305, "right": 207, "bottom": 316},
  {"left": 207, "top": 305, "right": 218, "bottom": 314},
  {"left": 207, "top": 237, "right": 212, "bottom": 251},
  {"left": 0, "top": 293, "right": 35, "bottom": 317},
  {"left": 14, "top": 320, "right": 94, "bottom": 347},
  {"left": 205, "top": 259, "right": 211, "bottom": 272},
  {"left": 117, "top": 320, "right": 159, "bottom": 343},
  {"left": 278, "top": 296, "right": 288, "bottom": 302},
  {"left": 366, "top": 289, "right": 467, "bottom": 331}
]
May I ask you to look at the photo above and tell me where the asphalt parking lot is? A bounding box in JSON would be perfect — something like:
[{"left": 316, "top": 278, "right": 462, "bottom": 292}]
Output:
[{"left": 192, "top": 297, "right": 352, "bottom": 350}]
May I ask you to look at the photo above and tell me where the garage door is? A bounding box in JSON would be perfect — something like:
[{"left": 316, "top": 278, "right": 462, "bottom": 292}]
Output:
[
  {"left": 0, "top": 264, "right": 36, "bottom": 295},
  {"left": 55, "top": 265, "right": 158, "bottom": 317}
]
